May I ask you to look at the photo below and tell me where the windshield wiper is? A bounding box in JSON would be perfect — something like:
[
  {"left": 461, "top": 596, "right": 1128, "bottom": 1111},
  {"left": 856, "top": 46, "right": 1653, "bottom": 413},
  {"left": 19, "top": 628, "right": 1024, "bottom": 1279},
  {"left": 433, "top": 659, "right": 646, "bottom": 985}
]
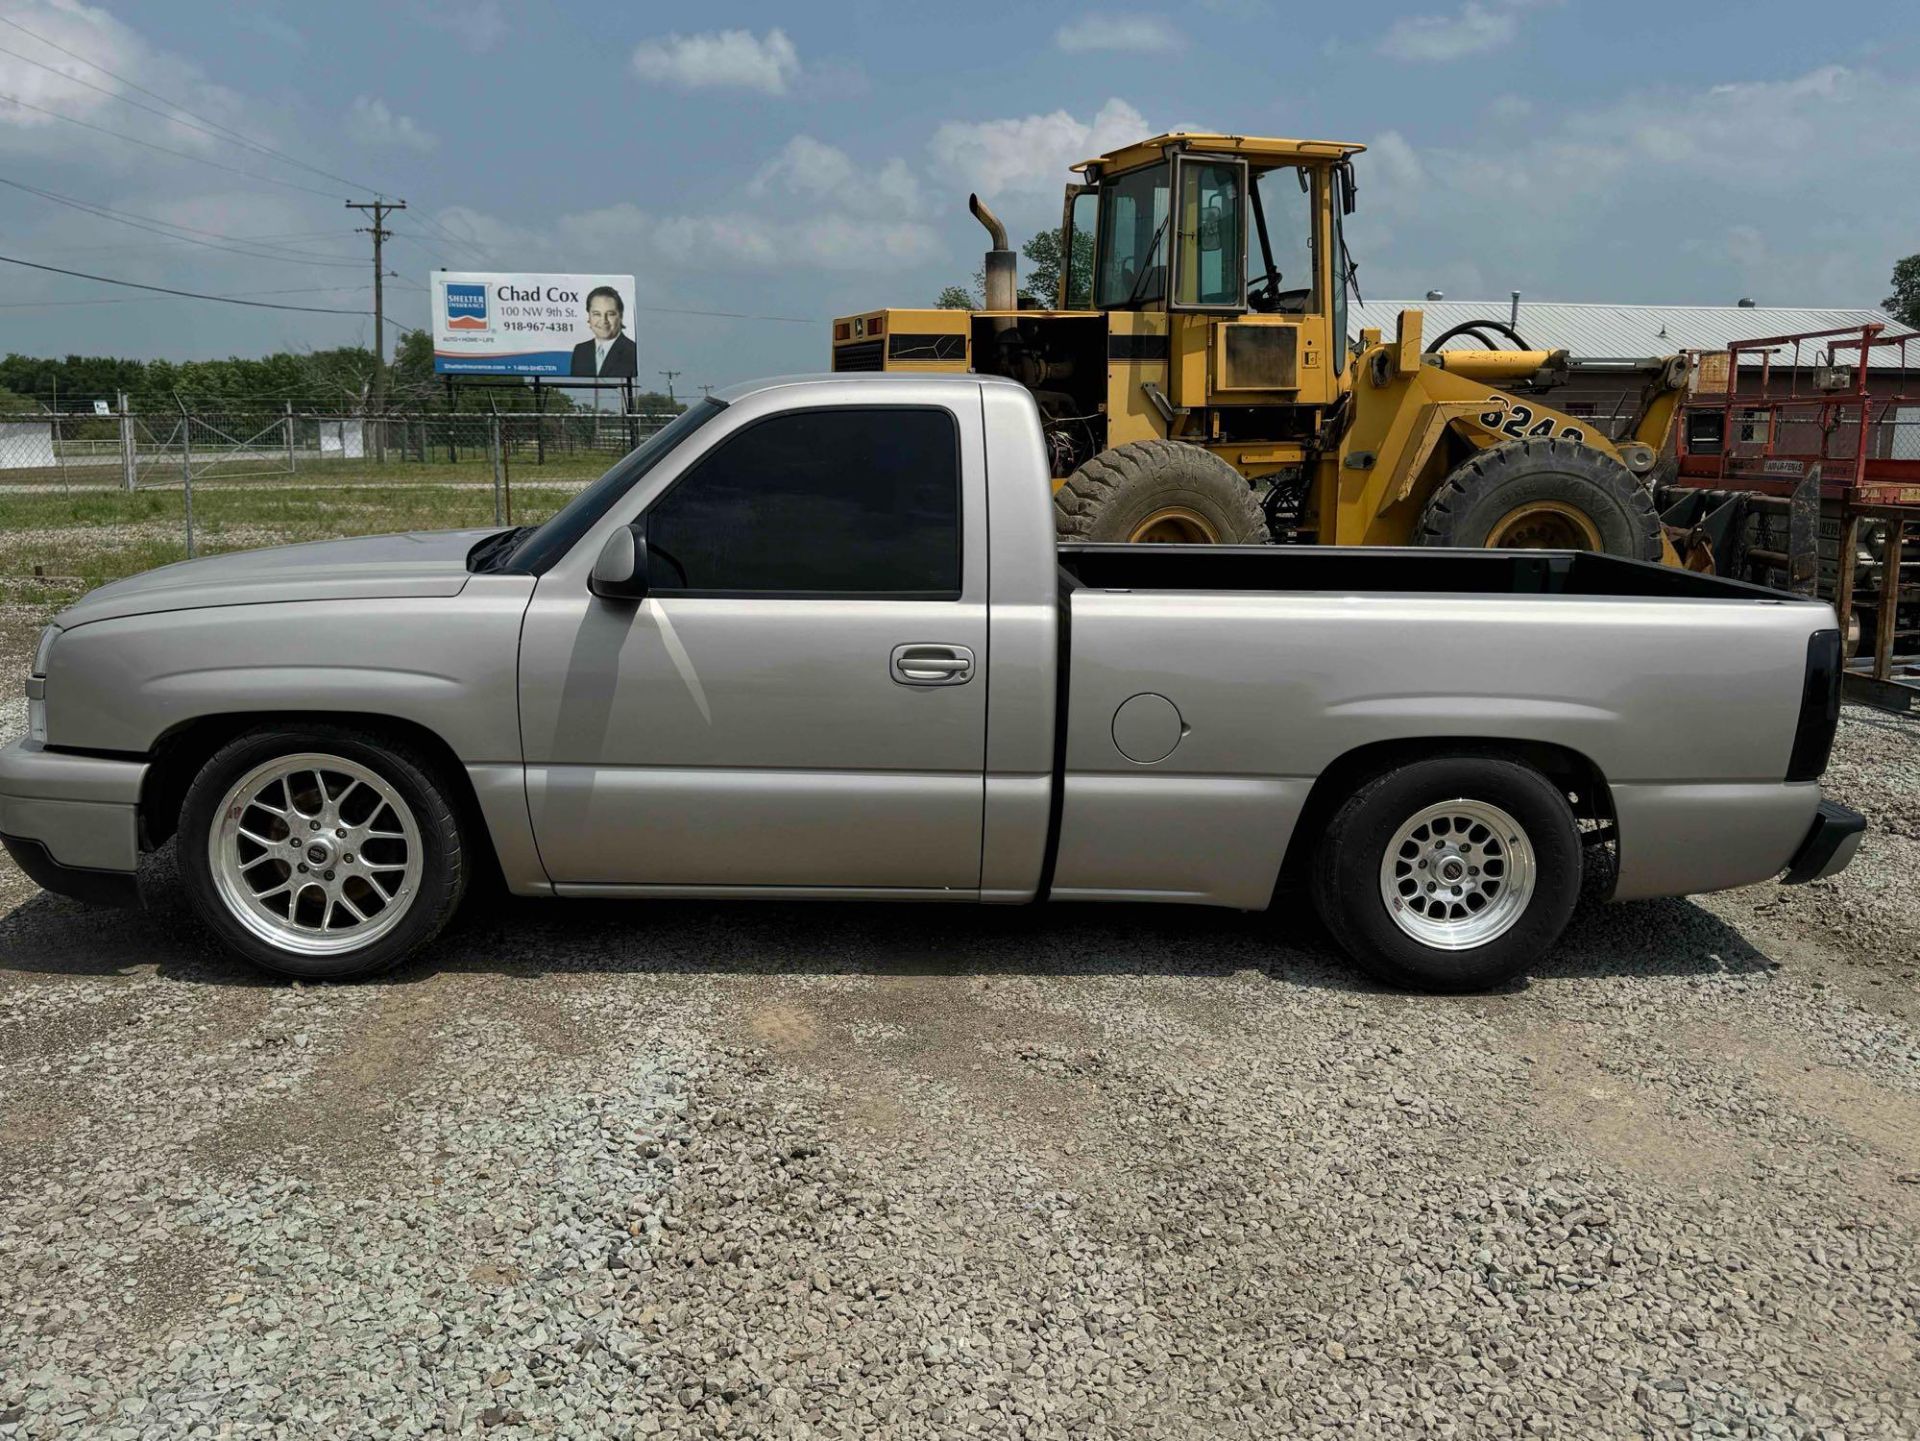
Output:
[
  {"left": 1123, "top": 215, "right": 1171, "bottom": 307},
  {"left": 467, "top": 525, "right": 531, "bottom": 574}
]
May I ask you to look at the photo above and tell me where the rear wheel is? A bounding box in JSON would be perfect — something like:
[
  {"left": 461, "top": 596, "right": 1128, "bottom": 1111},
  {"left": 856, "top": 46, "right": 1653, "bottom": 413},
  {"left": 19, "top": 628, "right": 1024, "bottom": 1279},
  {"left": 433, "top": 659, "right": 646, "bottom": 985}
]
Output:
[
  {"left": 1311, "top": 756, "right": 1582, "bottom": 992},
  {"left": 1418, "top": 437, "right": 1661, "bottom": 561},
  {"left": 1055, "top": 440, "right": 1268, "bottom": 544},
  {"left": 178, "top": 724, "right": 467, "bottom": 980}
]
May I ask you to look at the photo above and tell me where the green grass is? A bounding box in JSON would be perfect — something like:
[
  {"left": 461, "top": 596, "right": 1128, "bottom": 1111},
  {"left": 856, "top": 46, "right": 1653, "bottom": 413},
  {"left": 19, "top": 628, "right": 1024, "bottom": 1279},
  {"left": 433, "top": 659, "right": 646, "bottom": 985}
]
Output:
[
  {"left": 0, "top": 453, "right": 613, "bottom": 490},
  {"left": 0, "top": 483, "right": 580, "bottom": 619}
]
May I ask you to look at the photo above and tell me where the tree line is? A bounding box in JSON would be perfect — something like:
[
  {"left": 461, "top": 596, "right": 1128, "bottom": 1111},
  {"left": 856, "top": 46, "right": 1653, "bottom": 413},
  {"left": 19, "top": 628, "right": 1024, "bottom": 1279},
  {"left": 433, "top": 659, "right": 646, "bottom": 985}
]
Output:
[{"left": 0, "top": 332, "right": 684, "bottom": 415}]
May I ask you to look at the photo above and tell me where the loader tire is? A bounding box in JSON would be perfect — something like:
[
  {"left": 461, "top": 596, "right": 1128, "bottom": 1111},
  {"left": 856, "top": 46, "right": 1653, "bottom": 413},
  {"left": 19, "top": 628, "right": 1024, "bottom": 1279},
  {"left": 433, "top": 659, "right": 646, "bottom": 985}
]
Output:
[
  {"left": 1417, "top": 437, "right": 1662, "bottom": 561},
  {"left": 1055, "top": 440, "right": 1269, "bottom": 544}
]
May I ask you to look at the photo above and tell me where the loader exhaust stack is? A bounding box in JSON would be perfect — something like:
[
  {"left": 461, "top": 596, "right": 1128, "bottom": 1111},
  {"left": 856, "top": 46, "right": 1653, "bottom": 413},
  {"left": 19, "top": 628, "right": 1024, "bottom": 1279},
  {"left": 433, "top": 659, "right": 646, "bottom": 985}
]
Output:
[{"left": 970, "top": 193, "right": 1019, "bottom": 318}]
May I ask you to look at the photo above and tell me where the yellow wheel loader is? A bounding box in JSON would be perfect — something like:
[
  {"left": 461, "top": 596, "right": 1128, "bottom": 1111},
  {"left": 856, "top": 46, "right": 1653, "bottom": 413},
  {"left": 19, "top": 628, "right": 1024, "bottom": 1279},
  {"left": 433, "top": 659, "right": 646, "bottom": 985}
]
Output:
[{"left": 830, "top": 132, "right": 1688, "bottom": 560}]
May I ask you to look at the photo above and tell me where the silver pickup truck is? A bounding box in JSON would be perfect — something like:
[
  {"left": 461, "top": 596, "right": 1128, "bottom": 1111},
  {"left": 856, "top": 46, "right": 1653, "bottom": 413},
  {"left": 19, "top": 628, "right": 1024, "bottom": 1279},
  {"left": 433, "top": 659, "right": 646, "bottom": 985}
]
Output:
[{"left": 0, "top": 375, "right": 1864, "bottom": 990}]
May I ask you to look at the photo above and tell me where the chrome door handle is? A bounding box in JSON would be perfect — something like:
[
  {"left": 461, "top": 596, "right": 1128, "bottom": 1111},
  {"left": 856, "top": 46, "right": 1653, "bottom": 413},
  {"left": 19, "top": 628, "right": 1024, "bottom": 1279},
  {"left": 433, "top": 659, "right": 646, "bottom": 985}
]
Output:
[{"left": 891, "top": 643, "right": 975, "bottom": 685}]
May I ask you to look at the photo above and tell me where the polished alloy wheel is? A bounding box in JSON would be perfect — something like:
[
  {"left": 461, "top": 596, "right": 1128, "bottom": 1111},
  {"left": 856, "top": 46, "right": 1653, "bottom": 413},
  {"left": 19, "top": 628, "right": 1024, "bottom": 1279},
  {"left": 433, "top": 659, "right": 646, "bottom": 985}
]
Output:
[
  {"left": 208, "top": 752, "right": 423, "bottom": 957},
  {"left": 1378, "top": 798, "right": 1536, "bottom": 950}
]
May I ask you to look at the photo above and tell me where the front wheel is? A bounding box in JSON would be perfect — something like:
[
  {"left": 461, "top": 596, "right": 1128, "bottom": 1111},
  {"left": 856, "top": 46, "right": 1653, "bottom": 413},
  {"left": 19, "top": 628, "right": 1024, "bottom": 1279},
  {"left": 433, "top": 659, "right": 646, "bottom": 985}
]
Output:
[
  {"left": 178, "top": 724, "right": 467, "bottom": 980},
  {"left": 1310, "top": 756, "right": 1581, "bottom": 992}
]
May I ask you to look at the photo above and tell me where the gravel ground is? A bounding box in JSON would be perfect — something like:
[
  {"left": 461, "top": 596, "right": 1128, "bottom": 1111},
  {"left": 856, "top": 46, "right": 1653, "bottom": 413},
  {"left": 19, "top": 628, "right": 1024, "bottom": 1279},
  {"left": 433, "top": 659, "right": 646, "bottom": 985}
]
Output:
[{"left": 0, "top": 695, "right": 1916, "bottom": 1439}]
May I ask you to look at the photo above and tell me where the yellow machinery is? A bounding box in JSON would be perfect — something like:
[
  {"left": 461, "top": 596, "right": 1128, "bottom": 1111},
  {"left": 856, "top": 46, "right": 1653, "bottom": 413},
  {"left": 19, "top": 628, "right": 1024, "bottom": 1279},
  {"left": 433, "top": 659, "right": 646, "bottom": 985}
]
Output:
[{"left": 831, "top": 132, "right": 1688, "bottom": 559}]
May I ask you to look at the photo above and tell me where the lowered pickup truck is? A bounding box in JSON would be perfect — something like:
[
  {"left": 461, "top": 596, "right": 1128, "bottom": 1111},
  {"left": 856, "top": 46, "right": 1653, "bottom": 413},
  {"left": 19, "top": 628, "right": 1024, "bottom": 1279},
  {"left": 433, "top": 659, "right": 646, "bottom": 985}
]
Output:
[{"left": 1, "top": 375, "right": 1864, "bottom": 990}]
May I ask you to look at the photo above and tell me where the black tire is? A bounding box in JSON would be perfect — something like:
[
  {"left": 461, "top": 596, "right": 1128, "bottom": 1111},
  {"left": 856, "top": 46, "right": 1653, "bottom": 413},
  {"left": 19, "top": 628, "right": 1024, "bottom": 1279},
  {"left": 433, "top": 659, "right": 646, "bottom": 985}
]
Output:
[
  {"left": 1310, "top": 756, "right": 1582, "bottom": 993},
  {"left": 1418, "top": 437, "right": 1662, "bottom": 561},
  {"left": 1055, "top": 439, "right": 1268, "bottom": 544},
  {"left": 177, "top": 723, "right": 467, "bottom": 980}
]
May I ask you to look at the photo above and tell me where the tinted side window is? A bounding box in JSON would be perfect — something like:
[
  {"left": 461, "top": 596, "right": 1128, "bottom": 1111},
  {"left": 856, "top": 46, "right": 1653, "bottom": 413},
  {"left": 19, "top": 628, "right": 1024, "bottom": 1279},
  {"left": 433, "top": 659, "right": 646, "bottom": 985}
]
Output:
[{"left": 645, "top": 407, "right": 961, "bottom": 596}]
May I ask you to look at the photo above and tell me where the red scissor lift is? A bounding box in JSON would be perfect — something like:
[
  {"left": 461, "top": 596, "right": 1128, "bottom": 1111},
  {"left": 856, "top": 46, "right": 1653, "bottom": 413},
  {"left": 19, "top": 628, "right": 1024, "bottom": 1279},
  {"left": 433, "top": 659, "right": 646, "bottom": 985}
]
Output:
[{"left": 1661, "top": 322, "right": 1920, "bottom": 710}]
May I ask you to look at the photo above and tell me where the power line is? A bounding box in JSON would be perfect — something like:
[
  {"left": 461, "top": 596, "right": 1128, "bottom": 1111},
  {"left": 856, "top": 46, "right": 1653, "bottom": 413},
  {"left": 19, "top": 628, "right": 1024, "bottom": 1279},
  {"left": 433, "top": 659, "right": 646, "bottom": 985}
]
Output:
[
  {"left": 0, "top": 174, "right": 365, "bottom": 269},
  {"left": 636, "top": 303, "right": 816, "bottom": 324},
  {"left": 385, "top": 227, "right": 468, "bottom": 266},
  {"left": 5, "top": 180, "right": 362, "bottom": 262},
  {"left": 391, "top": 216, "right": 492, "bottom": 266},
  {"left": 0, "top": 12, "right": 384, "bottom": 195},
  {"left": 0, "top": 253, "right": 375, "bottom": 314},
  {"left": 0, "top": 284, "right": 372, "bottom": 311},
  {"left": 0, "top": 40, "right": 357, "bottom": 186},
  {"left": 0, "top": 89, "right": 343, "bottom": 199},
  {"left": 45, "top": 229, "right": 357, "bottom": 254},
  {"left": 6, "top": 234, "right": 359, "bottom": 263},
  {"left": 0, "top": 13, "right": 505, "bottom": 305}
]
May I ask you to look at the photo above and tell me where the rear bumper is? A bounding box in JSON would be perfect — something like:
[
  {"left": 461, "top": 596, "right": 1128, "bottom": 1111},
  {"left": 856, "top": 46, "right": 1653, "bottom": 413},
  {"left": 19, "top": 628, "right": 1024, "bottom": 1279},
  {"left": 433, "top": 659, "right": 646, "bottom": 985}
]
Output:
[
  {"left": 0, "top": 738, "right": 146, "bottom": 904},
  {"left": 1781, "top": 800, "right": 1866, "bottom": 885}
]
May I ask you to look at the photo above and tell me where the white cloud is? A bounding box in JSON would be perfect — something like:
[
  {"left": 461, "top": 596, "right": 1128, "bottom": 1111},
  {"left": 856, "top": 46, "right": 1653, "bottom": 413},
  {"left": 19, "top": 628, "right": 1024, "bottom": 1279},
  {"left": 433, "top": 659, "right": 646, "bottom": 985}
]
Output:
[
  {"left": 0, "top": 0, "right": 248, "bottom": 158},
  {"left": 1055, "top": 13, "right": 1183, "bottom": 53},
  {"left": 345, "top": 96, "right": 437, "bottom": 153},
  {"left": 750, "top": 136, "right": 924, "bottom": 217},
  {"left": 1346, "top": 64, "right": 1920, "bottom": 308},
  {"left": 425, "top": 195, "right": 938, "bottom": 276},
  {"left": 412, "top": 0, "right": 506, "bottom": 54},
  {"left": 1378, "top": 2, "right": 1527, "bottom": 62},
  {"left": 928, "top": 98, "right": 1149, "bottom": 196},
  {"left": 630, "top": 28, "right": 800, "bottom": 95},
  {"left": 1366, "top": 129, "right": 1426, "bottom": 212}
]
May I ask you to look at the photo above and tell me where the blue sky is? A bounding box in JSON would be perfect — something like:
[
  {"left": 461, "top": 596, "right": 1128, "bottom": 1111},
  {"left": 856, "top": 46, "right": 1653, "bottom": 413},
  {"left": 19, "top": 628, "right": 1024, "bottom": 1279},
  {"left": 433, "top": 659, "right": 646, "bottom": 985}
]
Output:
[{"left": 2, "top": 0, "right": 1917, "bottom": 389}]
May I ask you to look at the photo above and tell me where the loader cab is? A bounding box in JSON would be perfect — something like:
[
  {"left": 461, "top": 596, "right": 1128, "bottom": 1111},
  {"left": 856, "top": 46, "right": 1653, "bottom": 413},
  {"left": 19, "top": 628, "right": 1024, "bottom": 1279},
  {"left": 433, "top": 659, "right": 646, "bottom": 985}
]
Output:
[{"left": 1062, "top": 134, "right": 1361, "bottom": 439}]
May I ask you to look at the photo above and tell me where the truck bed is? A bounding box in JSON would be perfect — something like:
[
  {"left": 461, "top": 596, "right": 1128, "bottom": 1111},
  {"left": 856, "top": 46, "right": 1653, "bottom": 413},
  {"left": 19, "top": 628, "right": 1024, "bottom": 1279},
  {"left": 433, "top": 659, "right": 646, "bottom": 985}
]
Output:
[
  {"left": 1057, "top": 543, "right": 1793, "bottom": 601},
  {"left": 1047, "top": 542, "right": 1834, "bottom": 911}
]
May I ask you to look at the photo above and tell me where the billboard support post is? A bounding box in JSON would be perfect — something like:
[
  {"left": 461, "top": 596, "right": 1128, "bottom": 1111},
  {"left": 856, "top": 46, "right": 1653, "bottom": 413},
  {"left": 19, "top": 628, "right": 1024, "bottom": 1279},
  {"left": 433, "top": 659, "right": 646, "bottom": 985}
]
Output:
[{"left": 534, "top": 379, "right": 545, "bottom": 466}]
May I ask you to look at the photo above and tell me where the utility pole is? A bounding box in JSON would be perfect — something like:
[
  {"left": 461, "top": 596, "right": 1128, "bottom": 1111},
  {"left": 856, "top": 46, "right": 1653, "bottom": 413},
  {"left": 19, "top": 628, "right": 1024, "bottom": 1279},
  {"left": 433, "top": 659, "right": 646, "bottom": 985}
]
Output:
[
  {"left": 346, "top": 198, "right": 406, "bottom": 420},
  {"left": 658, "top": 369, "right": 681, "bottom": 408}
]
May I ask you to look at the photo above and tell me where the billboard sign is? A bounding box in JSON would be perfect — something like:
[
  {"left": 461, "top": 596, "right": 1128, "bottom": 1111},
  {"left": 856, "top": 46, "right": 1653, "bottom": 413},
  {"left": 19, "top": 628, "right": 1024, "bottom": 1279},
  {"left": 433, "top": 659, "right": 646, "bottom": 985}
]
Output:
[{"left": 430, "top": 271, "right": 639, "bottom": 379}]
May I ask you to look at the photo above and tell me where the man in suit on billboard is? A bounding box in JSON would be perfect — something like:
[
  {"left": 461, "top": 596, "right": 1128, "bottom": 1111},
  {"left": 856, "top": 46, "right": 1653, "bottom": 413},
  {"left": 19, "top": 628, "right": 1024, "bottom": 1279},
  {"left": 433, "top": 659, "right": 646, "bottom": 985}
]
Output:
[{"left": 570, "top": 286, "right": 637, "bottom": 378}]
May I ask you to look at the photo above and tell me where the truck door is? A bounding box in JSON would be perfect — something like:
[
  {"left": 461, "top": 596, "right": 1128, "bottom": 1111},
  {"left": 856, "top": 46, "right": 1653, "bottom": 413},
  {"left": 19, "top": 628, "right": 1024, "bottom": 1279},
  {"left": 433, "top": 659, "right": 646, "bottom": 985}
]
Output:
[{"left": 517, "top": 399, "right": 989, "bottom": 892}]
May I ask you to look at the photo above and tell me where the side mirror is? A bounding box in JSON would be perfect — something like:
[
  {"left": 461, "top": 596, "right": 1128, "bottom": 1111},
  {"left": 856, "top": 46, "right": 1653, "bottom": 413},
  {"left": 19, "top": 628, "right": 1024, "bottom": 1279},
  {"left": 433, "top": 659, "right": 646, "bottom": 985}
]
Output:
[{"left": 589, "top": 523, "right": 649, "bottom": 602}]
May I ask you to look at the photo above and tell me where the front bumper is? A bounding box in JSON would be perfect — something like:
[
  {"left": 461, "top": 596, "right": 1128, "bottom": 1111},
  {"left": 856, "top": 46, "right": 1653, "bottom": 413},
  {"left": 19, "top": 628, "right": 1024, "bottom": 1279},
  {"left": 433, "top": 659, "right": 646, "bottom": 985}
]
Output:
[
  {"left": 0, "top": 737, "right": 147, "bottom": 907},
  {"left": 1781, "top": 799, "right": 1867, "bottom": 885}
]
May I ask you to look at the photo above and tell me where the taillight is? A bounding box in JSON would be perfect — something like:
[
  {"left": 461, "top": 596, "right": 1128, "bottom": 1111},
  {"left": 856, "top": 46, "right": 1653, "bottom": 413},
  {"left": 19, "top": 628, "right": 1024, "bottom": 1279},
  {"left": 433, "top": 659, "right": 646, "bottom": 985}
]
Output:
[{"left": 1786, "top": 628, "right": 1841, "bottom": 781}]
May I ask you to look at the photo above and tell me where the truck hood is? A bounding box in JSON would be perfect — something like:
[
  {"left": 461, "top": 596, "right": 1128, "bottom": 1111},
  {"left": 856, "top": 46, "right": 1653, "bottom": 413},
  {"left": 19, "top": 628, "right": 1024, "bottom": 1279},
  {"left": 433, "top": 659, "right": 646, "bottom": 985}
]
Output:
[{"left": 56, "top": 529, "right": 494, "bottom": 627}]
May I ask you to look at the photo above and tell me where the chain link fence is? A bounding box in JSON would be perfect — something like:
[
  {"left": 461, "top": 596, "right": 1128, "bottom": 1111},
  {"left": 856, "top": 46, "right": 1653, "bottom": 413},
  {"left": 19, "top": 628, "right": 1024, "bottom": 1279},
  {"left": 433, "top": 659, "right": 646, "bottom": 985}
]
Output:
[{"left": 0, "top": 401, "right": 677, "bottom": 493}]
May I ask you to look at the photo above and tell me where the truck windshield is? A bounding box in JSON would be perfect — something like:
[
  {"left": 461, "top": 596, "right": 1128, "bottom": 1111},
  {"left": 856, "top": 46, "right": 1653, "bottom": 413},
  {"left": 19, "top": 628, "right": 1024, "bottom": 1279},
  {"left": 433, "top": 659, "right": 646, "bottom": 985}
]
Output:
[
  {"left": 497, "top": 398, "right": 726, "bottom": 574},
  {"left": 1094, "top": 163, "right": 1169, "bottom": 309}
]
